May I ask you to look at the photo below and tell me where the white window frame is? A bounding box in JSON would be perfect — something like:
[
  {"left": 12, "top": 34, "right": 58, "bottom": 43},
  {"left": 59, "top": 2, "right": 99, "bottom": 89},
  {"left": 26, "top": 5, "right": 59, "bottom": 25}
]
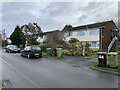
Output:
[
  {"left": 66, "top": 32, "right": 72, "bottom": 37},
  {"left": 89, "top": 28, "right": 99, "bottom": 35},
  {"left": 90, "top": 42, "right": 99, "bottom": 48},
  {"left": 77, "top": 30, "right": 85, "bottom": 36}
]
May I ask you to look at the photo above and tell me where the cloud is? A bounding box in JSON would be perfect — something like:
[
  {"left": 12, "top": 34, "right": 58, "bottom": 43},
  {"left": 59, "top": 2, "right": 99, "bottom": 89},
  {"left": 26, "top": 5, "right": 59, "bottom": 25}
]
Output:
[
  {"left": 75, "top": 2, "right": 118, "bottom": 26},
  {"left": 0, "top": 2, "right": 2, "bottom": 29},
  {"left": 2, "top": 2, "right": 118, "bottom": 37}
]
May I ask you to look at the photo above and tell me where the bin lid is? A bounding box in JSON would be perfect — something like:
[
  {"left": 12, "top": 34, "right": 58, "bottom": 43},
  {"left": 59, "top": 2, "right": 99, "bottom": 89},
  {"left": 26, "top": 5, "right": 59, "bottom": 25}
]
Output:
[
  {"left": 56, "top": 48, "right": 62, "bottom": 50},
  {"left": 46, "top": 48, "right": 52, "bottom": 50},
  {"left": 98, "top": 52, "right": 107, "bottom": 54},
  {"left": 107, "top": 52, "right": 118, "bottom": 55}
]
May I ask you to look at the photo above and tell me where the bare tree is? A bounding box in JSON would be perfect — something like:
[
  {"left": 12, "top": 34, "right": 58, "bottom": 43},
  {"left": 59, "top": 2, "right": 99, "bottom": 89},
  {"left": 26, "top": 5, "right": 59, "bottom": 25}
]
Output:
[{"left": 21, "top": 23, "right": 43, "bottom": 45}]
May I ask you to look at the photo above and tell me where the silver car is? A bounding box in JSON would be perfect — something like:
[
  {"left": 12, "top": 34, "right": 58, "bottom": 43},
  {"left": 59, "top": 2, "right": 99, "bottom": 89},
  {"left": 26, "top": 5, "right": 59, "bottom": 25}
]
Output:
[{"left": 5, "top": 45, "right": 20, "bottom": 53}]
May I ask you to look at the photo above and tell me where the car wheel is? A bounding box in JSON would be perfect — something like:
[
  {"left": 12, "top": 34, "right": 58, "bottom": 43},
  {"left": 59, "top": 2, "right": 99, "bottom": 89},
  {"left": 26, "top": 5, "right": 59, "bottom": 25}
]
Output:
[
  {"left": 5, "top": 50, "right": 7, "bottom": 52},
  {"left": 27, "top": 54, "right": 31, "bottom": 59},
  {"left": 21, "top": 53, "right": 23, "bottom": 56},
  {"left": 39, "top": 55, "right": 42, "bottom": 58},
  {"left": 8, "top": 50, "right": 11, "bottom": 53}
]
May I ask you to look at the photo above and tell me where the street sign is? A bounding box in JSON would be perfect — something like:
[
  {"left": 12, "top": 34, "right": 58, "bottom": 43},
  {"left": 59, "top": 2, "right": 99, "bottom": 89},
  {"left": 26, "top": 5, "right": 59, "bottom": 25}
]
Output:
[{"left": 82, "top": 42, "right": 86, "bottom": 47}]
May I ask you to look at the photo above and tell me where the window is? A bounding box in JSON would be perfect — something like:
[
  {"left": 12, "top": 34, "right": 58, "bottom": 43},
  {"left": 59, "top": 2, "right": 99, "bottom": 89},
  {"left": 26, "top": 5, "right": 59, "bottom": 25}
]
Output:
[
  {"left": 41, "top": 36, "right": 43, "bottom": 39},
  {"left": 24, "top": 46, "right": 31, "bottom": 50},
  {"left": 90, "top": 29, "right": 99, "bottom": 35},
  {"left": 7, "top": 45, "right": 18, "bottom": 49},
  {"left": 96, "top": 42, "right": 99, "bottom": 48},
  {"left": 90, "top": 42, "right": 99, "bottom": 48},
  {"left": 77, "top": 31, "right": 85, "bottom": 36},
  {"left": 66, "top": 32, "right": 72, "bottom": 37},
  {"left": 32, "top": 46, "right": 41, "bottom": 50}
]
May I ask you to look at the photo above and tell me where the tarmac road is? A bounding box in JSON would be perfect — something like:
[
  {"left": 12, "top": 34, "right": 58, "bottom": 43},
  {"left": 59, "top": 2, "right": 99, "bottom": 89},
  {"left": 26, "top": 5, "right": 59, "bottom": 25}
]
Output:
[{"left": 1, "top": 49, "right": 119, "bottom": 88}]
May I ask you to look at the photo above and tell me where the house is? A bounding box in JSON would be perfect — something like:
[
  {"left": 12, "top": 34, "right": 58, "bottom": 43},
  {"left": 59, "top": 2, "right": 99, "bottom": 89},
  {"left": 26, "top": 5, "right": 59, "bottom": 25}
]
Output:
[
  {"left": 62, "top": 20, "right": 119, "bottom": 52},
  {"left": 37, "top": 30, "right": 61, "bottom": 45},
  {"left": 37, "top": 20, "right": 119, "bottom": 52}
]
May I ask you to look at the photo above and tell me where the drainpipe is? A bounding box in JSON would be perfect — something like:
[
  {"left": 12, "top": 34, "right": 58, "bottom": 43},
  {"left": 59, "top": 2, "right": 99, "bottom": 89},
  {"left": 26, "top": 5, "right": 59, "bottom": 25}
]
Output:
[
  {"left": 100, "top": 28, "right": 103, "bottom": 51},
  {"left": 100, "top": 26, "right": 106, "bottom": 51}
]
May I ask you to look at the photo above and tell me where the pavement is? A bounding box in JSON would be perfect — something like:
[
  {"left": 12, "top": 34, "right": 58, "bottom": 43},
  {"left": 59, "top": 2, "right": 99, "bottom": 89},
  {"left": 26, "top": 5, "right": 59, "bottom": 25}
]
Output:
[{"left": 0, "top": 49, "right": 119, "bottom": 88}]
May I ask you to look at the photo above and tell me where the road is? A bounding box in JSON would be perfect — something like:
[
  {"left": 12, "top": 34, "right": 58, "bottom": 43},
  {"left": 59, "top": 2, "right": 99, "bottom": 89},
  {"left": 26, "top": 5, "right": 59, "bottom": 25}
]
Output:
[{"left": 0, "top": 49, "right": 119, "bottom": 88}]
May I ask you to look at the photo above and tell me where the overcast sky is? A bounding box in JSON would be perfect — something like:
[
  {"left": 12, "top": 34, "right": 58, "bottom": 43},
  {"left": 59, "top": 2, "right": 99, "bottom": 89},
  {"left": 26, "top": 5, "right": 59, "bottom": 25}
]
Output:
[{"left": 2, "top": 1, "right": 118, "bottom": 37}]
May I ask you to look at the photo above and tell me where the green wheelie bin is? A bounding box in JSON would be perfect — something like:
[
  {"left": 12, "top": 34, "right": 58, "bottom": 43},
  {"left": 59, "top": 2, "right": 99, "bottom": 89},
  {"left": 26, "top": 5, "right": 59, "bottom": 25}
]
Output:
[
  {"left": 46, "top": 48, "right": 52, "bottom": 56},
  {"left": 107, "top": 52, "right": 118, "bottom": 68},
  {"left": 56, "top": 48, "right": 63, "bottom": 57}
]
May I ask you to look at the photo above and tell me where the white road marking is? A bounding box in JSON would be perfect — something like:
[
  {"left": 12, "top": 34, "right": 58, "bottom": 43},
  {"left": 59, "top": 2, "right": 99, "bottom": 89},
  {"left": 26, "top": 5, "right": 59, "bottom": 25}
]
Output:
[{"left": 1, "top": 57, "right": 42, "bottom": 88}]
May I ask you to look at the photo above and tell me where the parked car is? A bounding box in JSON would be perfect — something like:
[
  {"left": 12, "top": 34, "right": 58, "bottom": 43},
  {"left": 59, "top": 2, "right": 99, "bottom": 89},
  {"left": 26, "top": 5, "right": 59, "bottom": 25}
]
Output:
[
  {"left": 5, "top": 45, "right": 20, "bottom": 53},
  {"left": 21, "top": 46, "right": 42, "bottom": 59}
]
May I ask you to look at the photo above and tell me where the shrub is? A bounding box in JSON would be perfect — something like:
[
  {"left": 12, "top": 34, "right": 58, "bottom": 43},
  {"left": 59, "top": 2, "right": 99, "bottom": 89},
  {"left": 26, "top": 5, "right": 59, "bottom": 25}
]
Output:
[
  {"left": 70, "top": 42, "right": 82, "bottom": 55},
  {"left": 63, "top": 50, "right": 71, "bottom": 55},
  {"left": 62, "top": 42, "right": 70, "bottom": 50},
  {"left": 69, "top": 38, "right": 79, "bottom": 44},
  {"left": 40, "top": 45, "right": 47, "bottom": 52},
  {"left": 63, "top": 41, "right": 97, "bottom": 56},
  {"left": 63, "top": 42, "right": 82, "bottom": 56},
  {"left": 42, "top": 52, "right": 47, "bottom": 56}
]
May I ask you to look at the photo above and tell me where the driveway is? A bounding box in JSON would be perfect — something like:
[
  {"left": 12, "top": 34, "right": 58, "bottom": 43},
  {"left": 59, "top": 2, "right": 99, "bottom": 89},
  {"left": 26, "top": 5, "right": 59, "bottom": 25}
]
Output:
[{"left": 59, "top": 55, "right": 97, "bottom": 67}]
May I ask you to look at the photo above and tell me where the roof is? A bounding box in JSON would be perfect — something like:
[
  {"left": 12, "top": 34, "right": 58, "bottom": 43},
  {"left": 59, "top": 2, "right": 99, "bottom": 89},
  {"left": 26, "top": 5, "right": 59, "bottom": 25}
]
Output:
[
  {"left": 43, "top": 30, "right": 60, "bottom": 35},
  {"left": 62, "top": 20, "right": 115, "bottom": 32}
]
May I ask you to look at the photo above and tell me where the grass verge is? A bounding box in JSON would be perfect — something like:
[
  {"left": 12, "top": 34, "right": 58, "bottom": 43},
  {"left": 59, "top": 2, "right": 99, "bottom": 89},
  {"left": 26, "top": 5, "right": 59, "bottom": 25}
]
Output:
[
  {"left": 85, "top": 53, "right": 97, "bottom": 58},
  {"left": 42, "top": 52, "right": 64, "bottom": 60},
  {"left": 92, "top": 62, "right": 119, "bottom": 73}
]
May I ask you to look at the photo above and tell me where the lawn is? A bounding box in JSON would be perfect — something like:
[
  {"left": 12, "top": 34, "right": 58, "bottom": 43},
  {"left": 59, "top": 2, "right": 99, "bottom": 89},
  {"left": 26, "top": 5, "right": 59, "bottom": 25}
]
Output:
[
  {"left": 85, "top": 54, "right": 97, "bottom": 58},
  {"left": 92, "top": 62, "right": 119, "bottom": 73},
  {"left": 85, "top": 52, "right": 97, "bottom": 58}
]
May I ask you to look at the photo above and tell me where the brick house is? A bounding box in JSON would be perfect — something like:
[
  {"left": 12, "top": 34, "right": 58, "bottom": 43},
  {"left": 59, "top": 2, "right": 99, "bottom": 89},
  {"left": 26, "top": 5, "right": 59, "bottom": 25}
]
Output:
[{"left": 62, "top": 20, "right": 119, "bottom": 52}]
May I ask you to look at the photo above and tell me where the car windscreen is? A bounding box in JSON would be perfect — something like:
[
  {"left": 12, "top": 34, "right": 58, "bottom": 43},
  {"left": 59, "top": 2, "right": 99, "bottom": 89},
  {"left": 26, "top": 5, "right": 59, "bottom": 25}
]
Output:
[
  {"left": 24, "top": 46, "right": 31, "bottom": 50},
  {"left": 32, "top": 46, "right": 41, "bottom": 50},
  {"left": 7, "top": 45, "right": 18, "bottom": 49},
  {"left": 12, "top": 45, "right": 18, "bottom": 48}
]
